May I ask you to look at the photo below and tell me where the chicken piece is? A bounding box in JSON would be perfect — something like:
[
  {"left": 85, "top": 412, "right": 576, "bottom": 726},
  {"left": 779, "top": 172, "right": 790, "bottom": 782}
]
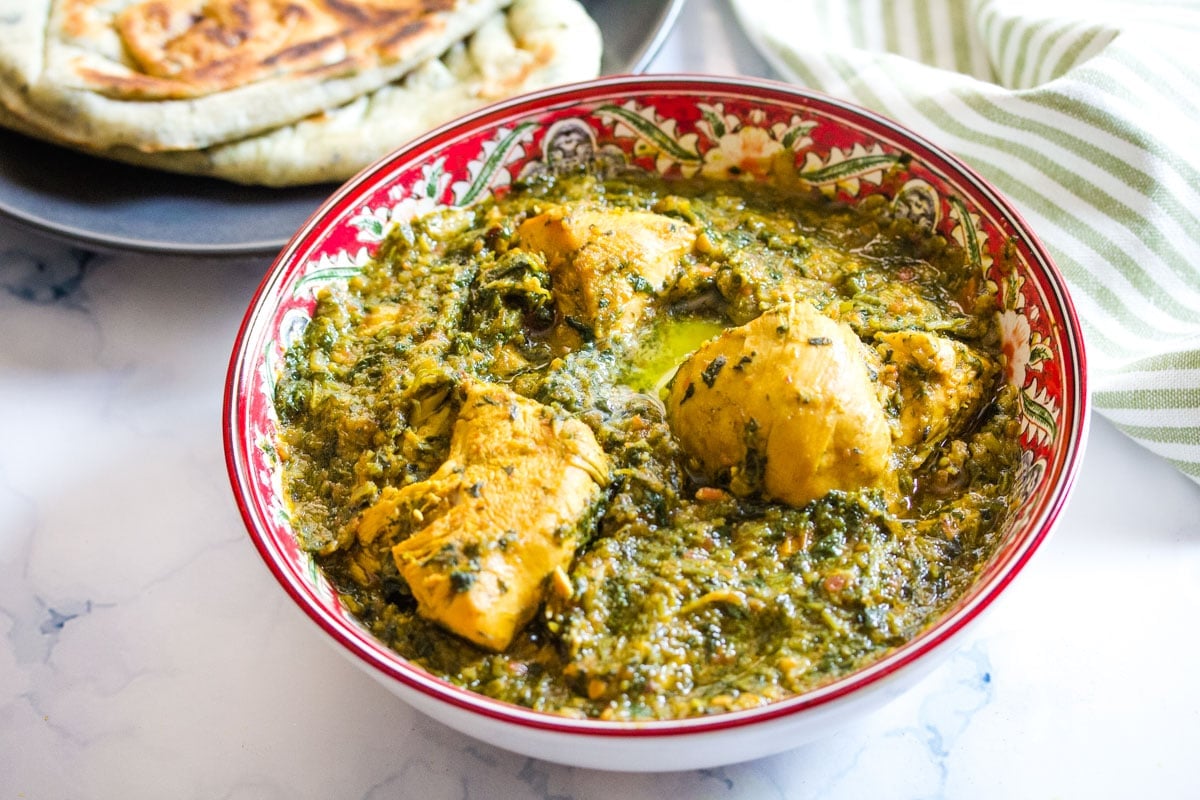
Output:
[
  {"left": 515, "top": 204, "right": 696, "bottom": 340},
  {"left": 666, "top": 302, "right": 894, "bottom": 508},
  {"left": 366, "top": 381, "right": 608, "bottom": 651},
  {"left": 875, "top": 330, "right": 998, "bottom": 466}
]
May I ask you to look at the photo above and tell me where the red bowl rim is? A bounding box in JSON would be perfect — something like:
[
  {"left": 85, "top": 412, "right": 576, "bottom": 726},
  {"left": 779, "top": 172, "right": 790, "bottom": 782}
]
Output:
[{"left": 223, "top": 73, "right": 1090, "bottom": 738}]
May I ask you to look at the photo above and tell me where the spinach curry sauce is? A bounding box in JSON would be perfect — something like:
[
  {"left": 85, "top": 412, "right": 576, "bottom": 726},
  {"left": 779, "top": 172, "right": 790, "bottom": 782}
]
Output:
[{"left": 274, "top": 169, "right": 1022, "bottom": 721}]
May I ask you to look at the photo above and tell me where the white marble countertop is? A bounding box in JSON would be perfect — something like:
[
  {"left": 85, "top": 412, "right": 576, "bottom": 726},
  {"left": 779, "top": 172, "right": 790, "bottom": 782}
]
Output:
[{"left": 3, "top": 1, "right": 1199, "bottom": 797}]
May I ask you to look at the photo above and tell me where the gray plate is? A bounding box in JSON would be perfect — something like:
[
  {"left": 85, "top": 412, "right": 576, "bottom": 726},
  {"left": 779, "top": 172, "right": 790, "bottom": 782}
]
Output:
[{"left": 0, "top": 0, "right": 684, "bottom": 258}]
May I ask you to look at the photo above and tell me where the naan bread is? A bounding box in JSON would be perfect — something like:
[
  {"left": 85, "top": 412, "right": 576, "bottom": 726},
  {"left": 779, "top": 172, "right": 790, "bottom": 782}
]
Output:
[
  {"left": 0, "top": 0, "right": 602, "bottom": 186},
  {"left": 0, "top": 0, "right": 509, "bottom": 151}
]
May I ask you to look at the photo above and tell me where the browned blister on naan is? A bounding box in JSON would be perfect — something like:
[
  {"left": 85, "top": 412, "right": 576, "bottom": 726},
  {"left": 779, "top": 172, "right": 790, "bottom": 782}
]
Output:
[{"left": 60, "top": 0, "right": 468, "bottom": 99}]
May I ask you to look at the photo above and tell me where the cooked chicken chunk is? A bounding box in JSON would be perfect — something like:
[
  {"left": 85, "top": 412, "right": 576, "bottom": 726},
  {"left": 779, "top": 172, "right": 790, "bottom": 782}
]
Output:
[
  {"left": 666, "top": 302, "right": 894, "bottom": 508},
  {"left": 357, "top": 381, "right": 608, "bottom": 651},
  {"left": 515, "top": 204, "right": 696, "bottom": 340},
  {"left": 875, "top": 329, "right": 998, "bottom": 466}
]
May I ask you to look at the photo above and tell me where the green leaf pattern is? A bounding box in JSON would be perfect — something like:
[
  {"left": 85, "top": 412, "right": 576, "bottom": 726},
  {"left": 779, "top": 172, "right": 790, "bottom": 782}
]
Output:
[
  {"left": 451, "top": 122, "right": 537, "bottom": 206},
  {"left": 292, "top": 247, "right": 372, "bottom": 296},
  {"left": 799, "top": 144, "right": 897, "bottom": 195},
  {"left": 947, "top": 196, "right": 988, "bottom": 273},
  {"left": 596, "top": 102, "right": 703, "bottom": 165},
  {"left": 1021, "top": 380, "right": 1060, "bottom": 447},
  {"left": 699, "top": 104, "right": 728, "bottom": 139}
]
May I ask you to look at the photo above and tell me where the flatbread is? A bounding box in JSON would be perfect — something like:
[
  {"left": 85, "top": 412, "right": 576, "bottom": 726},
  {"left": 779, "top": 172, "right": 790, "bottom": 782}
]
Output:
[
  {"left": 0, "top": 0, "right": 602, "bottom": 186},
  {"left": 0, "top": 0, "right": 509, "bottom": 151}
]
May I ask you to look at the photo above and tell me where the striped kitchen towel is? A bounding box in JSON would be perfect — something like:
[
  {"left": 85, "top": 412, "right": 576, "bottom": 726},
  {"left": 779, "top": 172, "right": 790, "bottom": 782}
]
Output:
[{"left": 731, "top": 0, "right": 1200, "bottom": 484}]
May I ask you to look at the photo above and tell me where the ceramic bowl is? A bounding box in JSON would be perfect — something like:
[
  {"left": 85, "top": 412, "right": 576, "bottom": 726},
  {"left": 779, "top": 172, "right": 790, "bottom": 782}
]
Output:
[{"left": 224, "top": 75, "right": 1089, "bottom": 771}]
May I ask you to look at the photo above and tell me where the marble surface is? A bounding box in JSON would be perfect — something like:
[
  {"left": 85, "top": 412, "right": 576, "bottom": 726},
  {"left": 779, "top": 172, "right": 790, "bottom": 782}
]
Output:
[{"left": 3, "top": 1, "right": 1199, "bottom": 797}]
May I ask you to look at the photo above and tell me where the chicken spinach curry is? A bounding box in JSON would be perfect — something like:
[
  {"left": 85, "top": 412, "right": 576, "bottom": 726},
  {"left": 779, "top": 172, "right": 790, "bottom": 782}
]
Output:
[{"left": 274, "top": 168, "right": 1022, "bottom": 720}]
